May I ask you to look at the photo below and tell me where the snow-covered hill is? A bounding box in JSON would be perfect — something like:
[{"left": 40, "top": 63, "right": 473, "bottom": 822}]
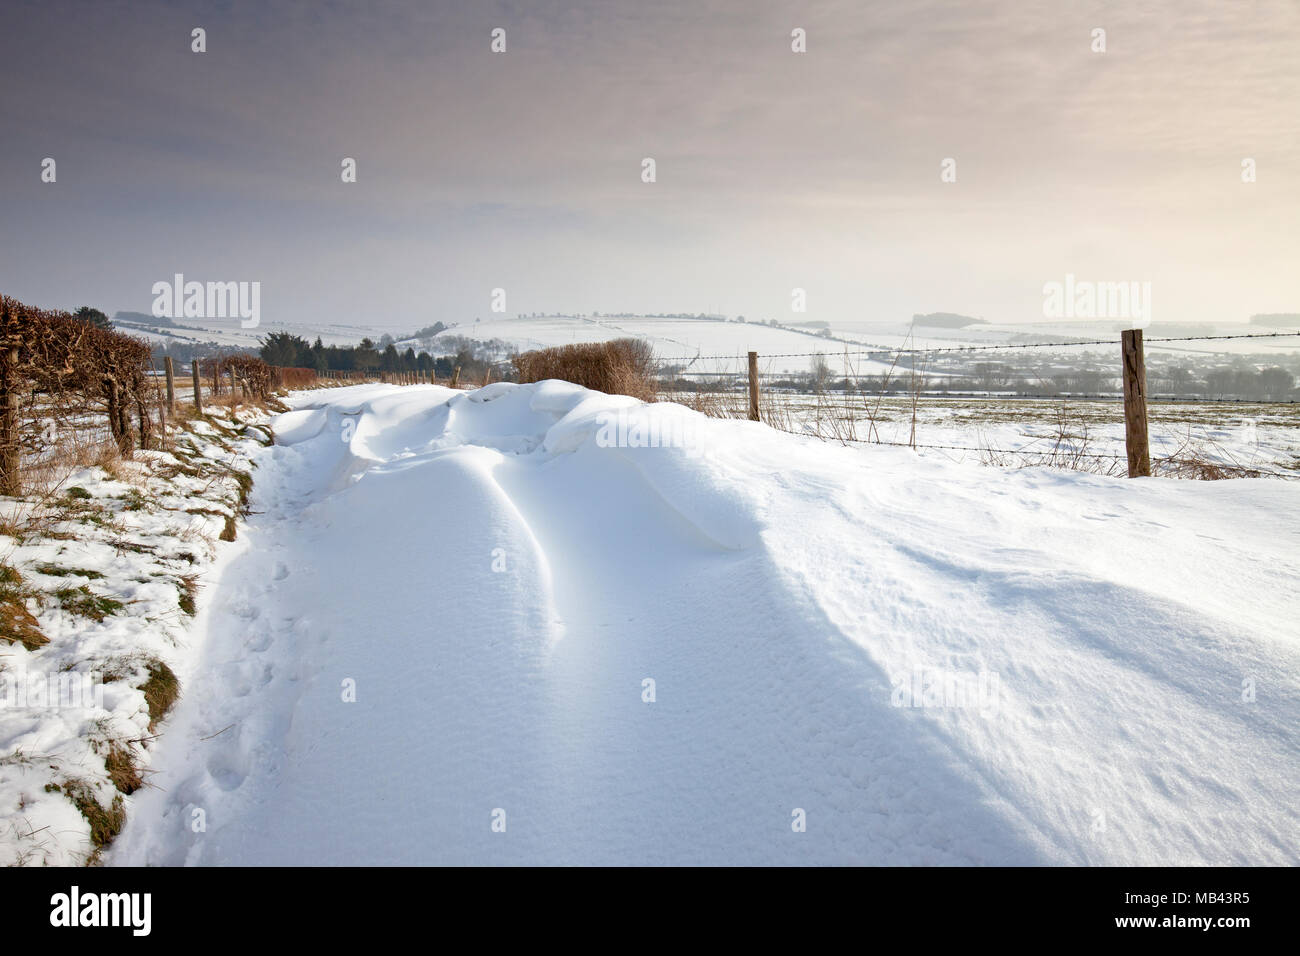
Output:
[{"left": 111, "top": 383, "right": 1299, "bottom": 865}]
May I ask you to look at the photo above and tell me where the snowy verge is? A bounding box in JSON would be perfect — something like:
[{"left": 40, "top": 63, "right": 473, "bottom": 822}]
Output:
[{"left": 0, "top": 410, "right": 268, "bottom": 865}]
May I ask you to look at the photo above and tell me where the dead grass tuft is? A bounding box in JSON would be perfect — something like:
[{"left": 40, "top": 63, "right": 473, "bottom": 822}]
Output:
[
  {"left": 63, "top": 781, "right": 126, "bottom": 849},
  {"left": 141, "top": 659, "right": 180, "bottom": 731},
  {"left": 0, "top": 564, "right": 48, "bottom": 650},
  {"left": 102, "top": 744, "right": 143, "bottom": 795},
  {"left": 177, "top": 574, "right": 199, "bottom": 615}
]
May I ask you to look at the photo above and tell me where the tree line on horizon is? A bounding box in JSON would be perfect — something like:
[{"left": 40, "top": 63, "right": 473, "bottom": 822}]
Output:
[{"left": 256, "top": 331, "right": 505, "bottom": 381}]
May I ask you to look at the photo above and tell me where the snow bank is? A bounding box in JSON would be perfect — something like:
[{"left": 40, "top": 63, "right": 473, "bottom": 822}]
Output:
[{"left": 113, "top": 382, "right": 1300, "bottom": 865}]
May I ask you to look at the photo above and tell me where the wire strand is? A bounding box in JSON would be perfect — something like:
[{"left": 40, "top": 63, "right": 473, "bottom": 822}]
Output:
[{"left": 673, "top": 330, "right": 1300, "bottom": 362}]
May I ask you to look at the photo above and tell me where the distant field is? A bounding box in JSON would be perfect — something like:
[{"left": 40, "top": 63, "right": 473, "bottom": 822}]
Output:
[{"left": 128, "top": 312, "right": 1300, "bottom": 375}]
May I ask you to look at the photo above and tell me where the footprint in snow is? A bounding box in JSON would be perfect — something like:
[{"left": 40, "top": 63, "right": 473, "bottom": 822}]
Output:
[
  {"left": 206, "top": 761, "right": 246, "bottom": 793},
  {"left": 231, "top": 600, "right": 261, "bottom": 621}
]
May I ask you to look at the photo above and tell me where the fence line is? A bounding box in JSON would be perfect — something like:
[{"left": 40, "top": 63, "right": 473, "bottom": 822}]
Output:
[
  {"left": 718, "top": 332, "right": 1300, "bottom": 479},
  {"left": 674, "top": 329, "right": 1300, "bottom": 363},
  {"left": 660, "top": 382, "right": 1300, "bottom": 407}
]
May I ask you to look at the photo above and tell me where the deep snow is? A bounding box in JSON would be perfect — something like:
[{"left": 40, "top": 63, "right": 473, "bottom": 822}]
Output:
[{"left": 112, "top": 382, "right": 1299, "bottom": 865}]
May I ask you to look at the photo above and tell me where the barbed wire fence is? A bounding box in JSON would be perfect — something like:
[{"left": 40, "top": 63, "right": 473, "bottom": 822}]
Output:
[
  {"left": 673, "top": 329, "right": 1300, "bottom": 363},
  {"left": 651, "top": 330, "right": 1300, "bottom": 481}
]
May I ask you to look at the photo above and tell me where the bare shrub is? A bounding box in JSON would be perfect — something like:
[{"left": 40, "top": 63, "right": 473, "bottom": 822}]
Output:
[
  {"left": 513, "top": 338, "right": 658, "bottom": 403},
  {"left": 1153, "top": 428, "right": 1271, "bottom": 479}
]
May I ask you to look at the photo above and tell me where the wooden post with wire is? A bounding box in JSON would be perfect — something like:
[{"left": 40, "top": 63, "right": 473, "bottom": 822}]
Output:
[
  {"left": 747, "top": 351, "right": 760, "bottom": 422},
  {"left": 164, "top": 356, "right": 176, "bottom": 413},
  {"left": 192, "top": 361, "right": 203, "bottom": 413},
  {"left": 1121, "top": 329, "right": 1151, "bottom": 477},
  {"left": 450, "top": 366, "right": 460, "bottom": 389}
]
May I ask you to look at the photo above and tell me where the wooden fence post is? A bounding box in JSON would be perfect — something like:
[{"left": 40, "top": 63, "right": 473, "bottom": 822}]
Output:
[
  {"left": 164, "top": 356, "right": 176, "bottom": 413},
  {"left": 747, "top": 351, "right": 760, "bottom": 422},
  {"left": 192, "top": 361, "right": 203, "bottom": 414},
  {"left": 1121, "top": 329, "right": 1151, "bottom": 477},
  {"left": 0, "top": 347, "right": 20, "bottom": 496},
  {"left": 137, "top": 391, "right": 152, "bottom": 450},
  {"left": 450, "top": 366, "right": 460, "bottom": 389}
]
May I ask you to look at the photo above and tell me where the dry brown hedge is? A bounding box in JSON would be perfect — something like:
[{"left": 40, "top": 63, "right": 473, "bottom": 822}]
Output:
[
  {"left": 201, "top": 354, "right": 274, "bottom": 401},
  {"left": 1, "top": 294, "right": 155, "bottom": 493},
  {"left": 272, "top": 367, "right": 318, "bottom": 391},
  {"left": 512, "top": 338, "right": 658, "bottom": 403}
]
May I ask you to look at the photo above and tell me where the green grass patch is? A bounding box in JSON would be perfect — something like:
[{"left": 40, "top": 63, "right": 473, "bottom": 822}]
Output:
[
  {"left": 109, "top": 539, "right": 156, "bottom": 556},
  {"left": 35, "top": 563, "right": 105, "bottom": 580},
  {"left": 231, "top": 468, "right": 254, "bottom": 511},
  {"left": 118, "top": 489, "right": 150, "bottom": 511},
  {"left": 55, "top": 585, "right": 126, "bottom": 622}
]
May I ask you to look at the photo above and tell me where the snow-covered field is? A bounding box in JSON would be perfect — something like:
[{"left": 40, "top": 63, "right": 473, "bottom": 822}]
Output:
[
  {"left": 115, "top": 318, "right": 380, "bottom": 352},
  {"left": 108, "top": 382, "right": 1299, "bottom": 865},
  {"left": 769, "top": 394, "right": 1300, "bottom": 476}
]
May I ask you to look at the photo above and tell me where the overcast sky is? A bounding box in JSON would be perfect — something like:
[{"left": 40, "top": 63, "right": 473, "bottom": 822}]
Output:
[{"left": 1, "top": 0, "right": 1297, "bottom": 330}]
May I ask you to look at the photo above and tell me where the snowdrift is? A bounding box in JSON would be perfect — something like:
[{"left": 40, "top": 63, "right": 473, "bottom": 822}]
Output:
[{"left": 113, "top": 382, "right": 1300, "bottom": 865}]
